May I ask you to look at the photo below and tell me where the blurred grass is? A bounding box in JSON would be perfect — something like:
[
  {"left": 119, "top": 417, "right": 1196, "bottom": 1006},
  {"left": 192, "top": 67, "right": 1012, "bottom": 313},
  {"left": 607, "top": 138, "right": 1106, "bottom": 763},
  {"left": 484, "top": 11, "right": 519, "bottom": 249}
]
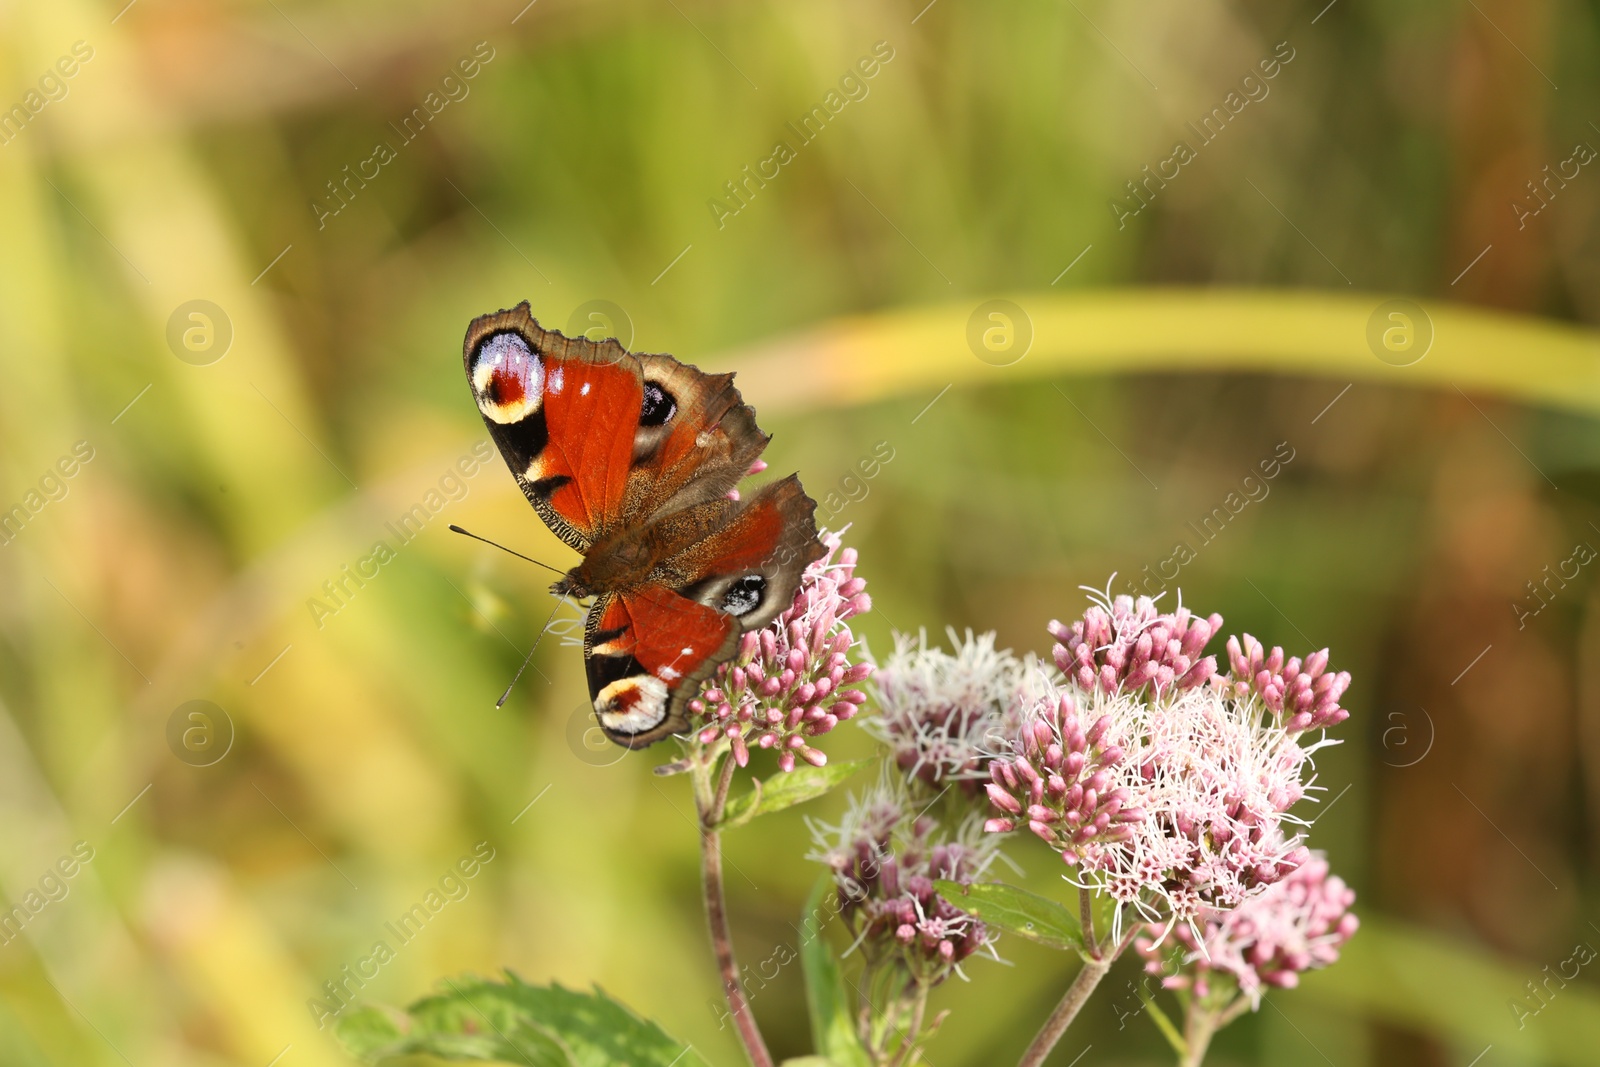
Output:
[
  {"left": 727, "top": 290, "right": 1600, "bottom": 418},
  {"left": 1303, "top": 919, "right": 1600, "bottom": 1067},
  {"left": 1, "top": 1, "right": 1599, "bottom": 1066}
]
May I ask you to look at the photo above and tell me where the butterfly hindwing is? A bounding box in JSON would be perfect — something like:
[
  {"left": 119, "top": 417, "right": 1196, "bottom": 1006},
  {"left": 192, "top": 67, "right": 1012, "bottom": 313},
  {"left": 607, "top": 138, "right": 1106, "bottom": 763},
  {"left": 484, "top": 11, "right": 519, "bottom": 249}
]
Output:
[
  {"left": 585, "top": 586, "right": 739, "bottom": 747},
  {"left": 578, "top": 477, "right": 822, "bottom": 746},
  {"left": 667, "top": 474, "right": 827, "bottom": 634}
]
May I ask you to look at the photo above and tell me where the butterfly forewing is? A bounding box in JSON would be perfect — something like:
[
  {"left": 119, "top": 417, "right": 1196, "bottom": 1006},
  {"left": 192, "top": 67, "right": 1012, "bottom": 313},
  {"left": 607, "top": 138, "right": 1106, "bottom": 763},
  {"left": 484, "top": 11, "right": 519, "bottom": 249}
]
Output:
[{"left": 464, "top": 307, "right": 641, "bottom": 549}]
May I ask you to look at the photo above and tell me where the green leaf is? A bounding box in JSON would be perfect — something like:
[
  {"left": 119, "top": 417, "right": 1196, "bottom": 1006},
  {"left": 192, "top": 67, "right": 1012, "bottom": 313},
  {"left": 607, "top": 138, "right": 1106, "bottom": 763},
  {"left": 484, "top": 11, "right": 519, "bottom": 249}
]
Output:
[
  {"left": 334, "top": 974, "right": 707, "bottom": 1067},
  {"left": 798, "top": 876, "right": 872, "bottom": 1067},
  {"left": 334, "top": 997, "right": 571, "bottom": 1066},
  {"left": 719, "top": 759, "right": 870, "bottom": 828},
  {"left": 333, "top": 1006, "right": 428, "bottom": 1059},
  {"left": 780, "top": 1059, "right": 845, "bottom": 1067},
  {"left": 933, "top": 880, "right": 1084, "bottom": 952}
]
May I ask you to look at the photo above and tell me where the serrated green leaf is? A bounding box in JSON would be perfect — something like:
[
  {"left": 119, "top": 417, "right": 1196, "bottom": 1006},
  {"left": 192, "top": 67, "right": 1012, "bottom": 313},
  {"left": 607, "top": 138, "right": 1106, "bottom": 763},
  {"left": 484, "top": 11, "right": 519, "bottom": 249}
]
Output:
[
  {"left": 799, "top": 876, "right": 872, "bottom": 1067},
  {"left": 333, "top": 996, "right": 571, "bottom": 1066},
  {"left": 334, "top": 975, "right": 706, "bottom": 1067},
  {"left": 719, "top": 759, "right": 869, "bottom": 828},
  {"left": 332, "top": 1006, "right": 422, "bottom": 1059},
  {"left": 933, "top": 880, "right": 1084, "bottom": 952}
]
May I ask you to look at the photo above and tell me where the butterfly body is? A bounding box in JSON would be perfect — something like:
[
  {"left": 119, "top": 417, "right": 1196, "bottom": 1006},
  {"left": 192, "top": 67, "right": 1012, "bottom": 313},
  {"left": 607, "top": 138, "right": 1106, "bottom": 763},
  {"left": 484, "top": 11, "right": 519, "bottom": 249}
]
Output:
[
  {"left": 549, "top": 493, "right": 729, "bottom": 598},
  {"left": 463, "top": 303, "right": 824, "bottom": 747}
]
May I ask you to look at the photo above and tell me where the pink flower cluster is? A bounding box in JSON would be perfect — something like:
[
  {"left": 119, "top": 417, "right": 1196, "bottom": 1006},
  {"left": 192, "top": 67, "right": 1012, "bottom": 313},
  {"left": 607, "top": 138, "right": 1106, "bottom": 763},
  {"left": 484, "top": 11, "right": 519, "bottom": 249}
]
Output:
[
  {"left": 987, "top": 684, "right": 1312, "bottom": 926},
  {"left": 1227, "top": 635, "right": 1351, "bottom": 735},
  {"left": 985, "top": 584, "right": 1354, "bottom": 928},
  {"left": 1049, "top": 589, "right": 1222, "bottom": 697},
  {"left": 982, "top": 690, "right": 1143, "bottom": 862},
  {"left": 691, "top": 530, "right": 872, "bottom": 771},
  {"left": 812, "top": 789, "right": 997, "bottom": 983},
  {"left": 1137, "top": 853, "right": 1358, "bottom": 1005}
]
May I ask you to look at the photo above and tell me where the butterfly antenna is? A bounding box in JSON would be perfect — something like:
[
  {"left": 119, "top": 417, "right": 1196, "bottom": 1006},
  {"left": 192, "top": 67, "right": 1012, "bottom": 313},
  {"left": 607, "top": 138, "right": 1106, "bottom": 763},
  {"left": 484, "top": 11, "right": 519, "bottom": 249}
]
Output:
[
  {"left": 449, "top": 524, "right": 566, "bottom": 576},
  {"left": 496, "top": 594, "right": 572, "bottom": 709}
]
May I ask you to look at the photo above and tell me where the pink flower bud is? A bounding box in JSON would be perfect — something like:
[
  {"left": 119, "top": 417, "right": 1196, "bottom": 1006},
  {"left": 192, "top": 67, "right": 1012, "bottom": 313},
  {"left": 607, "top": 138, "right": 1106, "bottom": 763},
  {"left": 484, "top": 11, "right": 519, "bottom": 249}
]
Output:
[
  {"left": 986, "top": 784, "right": 1022, "bottom": 815},
  {"left": 1086, "top": 714, "right": 1112, "bottom": 746}
]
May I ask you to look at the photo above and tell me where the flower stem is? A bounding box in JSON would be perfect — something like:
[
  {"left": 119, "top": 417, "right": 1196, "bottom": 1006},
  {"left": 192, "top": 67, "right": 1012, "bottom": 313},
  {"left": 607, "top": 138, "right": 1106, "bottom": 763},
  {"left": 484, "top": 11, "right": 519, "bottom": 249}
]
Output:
[
  {"left": 888, "top": 982, "right": 931, "bottom": 1067},
  {"left": 1174, "top": 992, "right": 1249, "bottom": 1065},
  {"left": 862, "top": 961, "right": 906, "bottom": 1060},
  {"left": 1217, "top": 995, "right": 1253, "bottom": 1029},
  {"left": 711, "top": 749, "right": 737, "bottom": 817},
  {"left": 1016, "top": 919, "right": 1139, "bottom": 1067},
  {"left": 695, "top": 751, "right": 773, "bottom": 1067},
  {"left": 1079, "top": 885, "right": 1098, "bottom": 959},
  {"left": 1180, "top": 1007, "right": 1217, "bottom": 1067}
]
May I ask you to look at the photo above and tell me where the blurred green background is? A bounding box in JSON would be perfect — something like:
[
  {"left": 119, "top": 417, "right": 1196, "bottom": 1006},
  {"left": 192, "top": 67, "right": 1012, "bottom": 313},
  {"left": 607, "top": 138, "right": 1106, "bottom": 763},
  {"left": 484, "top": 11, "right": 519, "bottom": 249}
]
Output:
[{"left": 3, "top": 1, "right": 1600, "bottom": 1065}]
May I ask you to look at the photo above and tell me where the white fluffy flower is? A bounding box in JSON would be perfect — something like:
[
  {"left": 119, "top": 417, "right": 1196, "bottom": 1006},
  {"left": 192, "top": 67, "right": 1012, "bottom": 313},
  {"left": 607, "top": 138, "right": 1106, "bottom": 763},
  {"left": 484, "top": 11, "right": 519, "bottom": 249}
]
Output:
[{"left": 864, "top": 629, "right": 1036, "bottom": 793}]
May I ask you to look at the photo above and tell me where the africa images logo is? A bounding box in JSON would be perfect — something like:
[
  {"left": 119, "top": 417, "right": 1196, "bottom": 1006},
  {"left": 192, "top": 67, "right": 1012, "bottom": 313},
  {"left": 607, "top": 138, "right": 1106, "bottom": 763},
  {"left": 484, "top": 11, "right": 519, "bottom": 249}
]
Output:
[
  {"left": 311, "top": 42, "right": 496, "bottom": 229},
  {"left": 307, "top": 842, "right": 496, "bottom": 1029}
]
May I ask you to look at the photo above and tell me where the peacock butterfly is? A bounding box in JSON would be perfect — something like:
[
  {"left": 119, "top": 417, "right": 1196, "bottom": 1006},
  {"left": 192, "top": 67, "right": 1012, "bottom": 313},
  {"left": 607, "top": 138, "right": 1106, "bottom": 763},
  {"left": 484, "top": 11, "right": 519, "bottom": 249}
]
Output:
[{"left": 463, "top": 302, "right": 825, "bottom": 748}]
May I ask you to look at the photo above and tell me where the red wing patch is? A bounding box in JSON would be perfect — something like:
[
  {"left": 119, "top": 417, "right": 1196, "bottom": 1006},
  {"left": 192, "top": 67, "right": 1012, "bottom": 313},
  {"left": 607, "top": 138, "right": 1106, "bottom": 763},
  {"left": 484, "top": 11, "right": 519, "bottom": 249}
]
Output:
[
  {"left": 584, "top": 586, "right": 738, "bottom": 746},
  {"left": 534, "top": 353, "right": 642, "bottom": 540},
  {"left": 683, "top": 483, "right": 791, "bottom": 574}
]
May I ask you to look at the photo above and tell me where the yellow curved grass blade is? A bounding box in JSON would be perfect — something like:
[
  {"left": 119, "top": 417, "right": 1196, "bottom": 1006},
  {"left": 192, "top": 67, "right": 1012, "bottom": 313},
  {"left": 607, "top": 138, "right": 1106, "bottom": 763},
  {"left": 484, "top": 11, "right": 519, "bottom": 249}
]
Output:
[{"left": 724, "top": 289, "right": 1600, "bottom": 416}]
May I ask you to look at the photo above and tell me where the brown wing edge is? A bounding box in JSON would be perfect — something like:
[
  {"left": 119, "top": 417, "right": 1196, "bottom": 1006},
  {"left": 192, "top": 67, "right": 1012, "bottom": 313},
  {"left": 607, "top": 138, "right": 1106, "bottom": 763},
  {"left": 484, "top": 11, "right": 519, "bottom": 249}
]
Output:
[
  {"left": 462, "top": 302, "right": 633, "bottom": 372},
  {"left": 629, "top": 351, "right": 772, "bottom": 520}
]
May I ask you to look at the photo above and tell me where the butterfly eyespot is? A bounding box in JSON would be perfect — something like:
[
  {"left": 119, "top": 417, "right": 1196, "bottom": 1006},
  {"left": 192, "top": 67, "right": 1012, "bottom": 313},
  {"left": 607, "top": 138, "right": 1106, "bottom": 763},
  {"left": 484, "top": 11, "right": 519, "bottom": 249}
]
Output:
[
  {"left": 720, "top": 575, "right": 766, "bottom": 617},
  {"left": 595, "top": 675, "right": 670, "bottom": 735},
  {"left": 471, "top": 331, "right": 543, "bottom": 424},
  {"left": 640, "top": 382, "right": 677, "bottom": 427}
]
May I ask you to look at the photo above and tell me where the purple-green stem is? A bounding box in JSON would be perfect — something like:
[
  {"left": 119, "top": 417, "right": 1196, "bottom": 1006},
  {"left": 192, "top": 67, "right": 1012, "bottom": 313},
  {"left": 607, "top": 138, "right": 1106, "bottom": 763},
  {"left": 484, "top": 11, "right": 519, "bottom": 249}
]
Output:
[
  {"left": 886, "top": 982, "right": 931, "bottom": 1067},
  {"left": 1180, "top": 1007, "right": 1217, "bottom": 1067},
  {"left": 1179, "top": 994, "right": 1251, "bottom": 1067},
  {"left": 696, "top": 751, "right": 774, "bottom": 1067},
  {"left": 1016, "top": 889, "right": 1139, "bottom": 1067}
]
